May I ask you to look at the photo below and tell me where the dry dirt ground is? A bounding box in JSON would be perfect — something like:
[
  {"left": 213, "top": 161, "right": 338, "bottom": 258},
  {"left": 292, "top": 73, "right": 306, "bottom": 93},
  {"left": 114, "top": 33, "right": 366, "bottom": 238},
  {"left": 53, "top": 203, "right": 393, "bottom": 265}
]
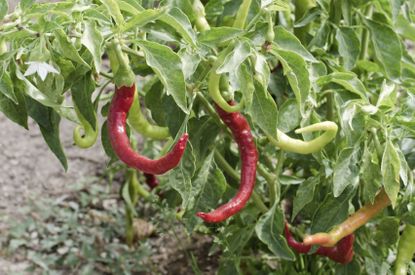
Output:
[{"left": 0, "top": 114, "right": 107, "bottom": 273}]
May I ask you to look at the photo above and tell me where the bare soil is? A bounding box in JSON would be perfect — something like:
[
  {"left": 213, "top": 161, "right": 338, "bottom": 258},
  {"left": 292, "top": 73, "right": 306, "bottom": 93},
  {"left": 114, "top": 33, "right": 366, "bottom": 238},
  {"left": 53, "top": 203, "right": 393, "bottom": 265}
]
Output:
[{"left": 0, "top": 115, "right": 107, "bottom": 273}]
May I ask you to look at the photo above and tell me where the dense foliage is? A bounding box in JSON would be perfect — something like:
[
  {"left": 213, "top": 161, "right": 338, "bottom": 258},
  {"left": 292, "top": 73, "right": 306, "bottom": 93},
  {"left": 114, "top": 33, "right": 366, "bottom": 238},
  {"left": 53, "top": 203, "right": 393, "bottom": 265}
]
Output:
[{"left": 1, "top": 0, "right": 415, "bottom": 273}]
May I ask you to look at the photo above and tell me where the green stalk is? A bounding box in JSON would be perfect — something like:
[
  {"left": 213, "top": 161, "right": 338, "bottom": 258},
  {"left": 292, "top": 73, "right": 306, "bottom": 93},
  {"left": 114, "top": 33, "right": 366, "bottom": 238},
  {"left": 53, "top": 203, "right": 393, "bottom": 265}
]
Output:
[{"left": 359, "top": 5, "right": 373, "bottom": 60}]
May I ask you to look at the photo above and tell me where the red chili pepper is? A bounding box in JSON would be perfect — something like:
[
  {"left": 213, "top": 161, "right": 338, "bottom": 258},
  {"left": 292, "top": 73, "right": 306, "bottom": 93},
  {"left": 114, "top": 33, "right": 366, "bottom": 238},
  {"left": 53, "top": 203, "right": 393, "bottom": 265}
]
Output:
[
  {"left": 144, "top": 173, "right": 159, "bottom": 189},
  {"left": 284, "top": 222, "right": 355, "bottom": 264},
  {"left": 107, "top": 84, "right": 189, "bottom": 174},
  {"left": 284, "top": 223, "right": 312, "bottom": 253},
  {"left": 316, "top": 234, "right": 355, "bottom": 264},
  {"left": 196, "top": 101, "right": 258, "bottom": 223}
]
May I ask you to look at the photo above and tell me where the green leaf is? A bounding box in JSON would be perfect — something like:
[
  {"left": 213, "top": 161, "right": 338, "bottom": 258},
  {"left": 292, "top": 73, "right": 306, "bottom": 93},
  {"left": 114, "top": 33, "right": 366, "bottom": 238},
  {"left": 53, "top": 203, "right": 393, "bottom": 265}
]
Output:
[
  {"left": 317, "top": 72, "right": 368, "bottom": 100},
  {"left": 216, "top": 40, "right": 252, "bottom": 74},
  {"left": 374, "top": 217, "right": 400, "bottom": 246},
  {"left": 71, "top": 73, "right": 96, "bottom": 130},
  {"left": 184, "top": 152, "right": 227, "bottom": 230},
  {"left": 361, "top": 142, "right": 382, "bottom": 204},
  {"left": 235, "top": 63, "right": 254, "bottom": 109},
  {"left": 159, "top": 8, "right": 197, "bottom": 47},
  {"left": 0, "top": 72, "right": 17, "bottom": 103},
  {"left": 363, "top": 18, "right": 402, "bottom": 80},
  {"left": 122, "top": 8, "right": 165, "bottom": 32},
  {"left": 381, "top": 140, "right": 401, "bottom": 207},
  {"left": 168, "top": 148, "right": 196, "bottom": 210},
  {"left": 81, "top": 21, "right": 103, "bottom": 74},
  {"left": 198, "top": 27, "right": 244, "bottom": 46},
  {"left": 99, "top": 0, "right": 125, "bottom": 26},
  {"left": 311, "top": 186, "right": 355, "bottom": 233},
  {"left": 136, "top": 40, "right": 188, "bottom": 114},
  {"left": 272, "top": 48, "right": 310, "bottom": 116},
  {"left": 250, "top": 79, "right": 278, "bottom": 137},
  {"left": 53, "top": 29, "right": 90, "bottom": 69},
  {"left": 273, "top": 27, "right": 317, "bottom": 62},
  {"left": 26, "top": 97, "right": 67, "bottom": 170},
  {"left": 333, "top": 147, "right": 360, "bottom": 197},
  {"left": 0, "top": 87, "right": 28, "bottom": 129},
  {"left": 292, "top": 177, "right": 319, "bottom": 219},
  {"left": 277, "top": 98, "right": 301, "bottom": 132},
  {"left": 335, "top": 27, "right": 360, "bottom": 70},
  {"left": 395, "top": 14, "right": 415, "bottom": 41},
  {"left": 255, "top": 202, "right": 295, "bottom": 260},
  {"left": 0, "top": 0, "right": 8, "bottom": 20},
  {"left": 121, "top": 180, "right": 137, "bottom": 217}
]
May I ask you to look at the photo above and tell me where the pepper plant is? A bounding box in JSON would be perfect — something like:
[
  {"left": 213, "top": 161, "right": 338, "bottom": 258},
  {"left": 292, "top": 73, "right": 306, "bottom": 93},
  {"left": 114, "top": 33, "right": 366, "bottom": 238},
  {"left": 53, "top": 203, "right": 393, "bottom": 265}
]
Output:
[{"left": 1, "top": 0, "right": 415, "bottom": 273}]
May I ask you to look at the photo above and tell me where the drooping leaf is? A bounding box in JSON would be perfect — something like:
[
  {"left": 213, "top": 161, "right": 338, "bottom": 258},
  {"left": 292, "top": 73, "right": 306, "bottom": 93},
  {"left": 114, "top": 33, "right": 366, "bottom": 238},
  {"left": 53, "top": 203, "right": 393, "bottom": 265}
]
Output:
[
  {"left": 363, "top": 18, "right": 402, "bottom": 80},
  {"left": 26, "top": 97, "right": 67, "bottom": 170},
  {"left": 250, "top": 79, "right": 278, "bottom": 137},
  {"left": 272, "top": 47, "right": 310, "bottom": 116},
  {"left": 381, "top": 140, "right": 401, "bottom": 207},
  {"left": 53, "top": 29, "right": 90, "bottom": 69},
  {"left": 274, "top": 27, "right": 317, "bottom": 62},
  {"left": 311, "top": 186, "right": 356, "bottom": 233},
  {"left": 292, "top": 177, "right": 319, "bottom": 219},
  {"left": 71, "top": 73, "right": 96, "bottom": 130},
  {"left": 136, "top": 40, "right": 188, "bottom": 114},
  {"left": 333, "top": 147, "right": 360, "bottom": 197},
  {"left": 81, "top": 21, "right": 103, "bottom": 74},
  {"left": 335, "top": 27, "right": 360, "bottom": 70},
  {"left": 199, "top": 27, "right": 244, "bottom": 46},
  {"left": 255, "top": 202, "right": 295, "bottom": 260}
]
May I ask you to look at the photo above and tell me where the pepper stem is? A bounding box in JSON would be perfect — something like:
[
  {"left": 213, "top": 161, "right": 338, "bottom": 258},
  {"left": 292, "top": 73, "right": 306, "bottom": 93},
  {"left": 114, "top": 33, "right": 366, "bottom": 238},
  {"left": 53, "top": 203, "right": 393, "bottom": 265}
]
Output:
[{"left": 108, "top": 40, "right": 135, "bottom": 88}]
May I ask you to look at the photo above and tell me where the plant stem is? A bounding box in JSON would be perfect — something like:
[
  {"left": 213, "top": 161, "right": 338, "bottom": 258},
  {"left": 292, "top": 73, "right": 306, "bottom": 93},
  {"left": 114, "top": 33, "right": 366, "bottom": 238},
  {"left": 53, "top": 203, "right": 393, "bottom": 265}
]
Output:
[
  {"left": 274, "top": 151, "right": 285, "bottom": 203},
  {"left": 359, "top": 5, "right": 373, "bottom": 60},
  {"left": 326, "top": 92, "right": 334, "bottom": 121},
  {"left": 100, "top": 71, "right": 113, "bottom": 79},
  {"left": 122, "top": 46, "right": 144, "bottom": 57}
]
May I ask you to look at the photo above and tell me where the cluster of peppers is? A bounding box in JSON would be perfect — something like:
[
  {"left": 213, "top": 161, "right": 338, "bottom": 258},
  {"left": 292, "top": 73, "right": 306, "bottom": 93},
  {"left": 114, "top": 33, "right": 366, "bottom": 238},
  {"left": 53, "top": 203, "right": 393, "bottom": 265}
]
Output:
[{"left": 69, "top": 1, "right": 415, "bottom": 269}]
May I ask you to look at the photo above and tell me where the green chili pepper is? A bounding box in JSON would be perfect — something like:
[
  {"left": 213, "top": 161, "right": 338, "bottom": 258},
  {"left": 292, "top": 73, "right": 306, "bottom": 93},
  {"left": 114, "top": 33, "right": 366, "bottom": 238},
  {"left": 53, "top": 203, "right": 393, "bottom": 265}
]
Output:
[
  {"left": 395, "top": 224, "right": 415, "bottom": 275},
  {"left": 128, "top": 89, "right": 170, "bottom": 140},
  {"left": 73, "top": 106, "right": 98, "bottom": 148},
  {"left": 208, "top": 47, "right": 244, "bottom": 113},
  {"left": 192, "top": 0, "right": 210, "bottom": 32},
  {"left": 269, "top": 121, "right": 338, "bottom": 154}
]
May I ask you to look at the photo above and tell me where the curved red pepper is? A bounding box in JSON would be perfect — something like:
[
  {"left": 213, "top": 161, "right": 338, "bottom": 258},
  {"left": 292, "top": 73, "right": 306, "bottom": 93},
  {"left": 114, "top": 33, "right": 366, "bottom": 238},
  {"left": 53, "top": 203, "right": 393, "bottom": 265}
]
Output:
[
  {"left": 107, "top": 84, "right": 189, "bottom": 174},
  {"left": 196, "top": 101, "right": 258, "bottom": 223},
  {"left": 284, "top": 222, "right": 355, "bottom": 264},
  {"left": 284, "top": 223, "right": 312, "bottom": 253},
  {"left": 316, "top": 234, "right": 355, "bottom": 264}
]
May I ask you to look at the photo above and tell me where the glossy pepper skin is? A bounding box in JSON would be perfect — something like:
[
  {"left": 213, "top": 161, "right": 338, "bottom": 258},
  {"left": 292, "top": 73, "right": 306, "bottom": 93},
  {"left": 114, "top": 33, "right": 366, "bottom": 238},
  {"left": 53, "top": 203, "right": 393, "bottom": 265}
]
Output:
[
  {"left": 107, "top": 84, "right": 189, "bottom": 175},
  {"left": 284, "top": 223, "right": 355, "bottom": 264},
  {"left": 196, "top": 101, "right": 258, "bottom": 223}
]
